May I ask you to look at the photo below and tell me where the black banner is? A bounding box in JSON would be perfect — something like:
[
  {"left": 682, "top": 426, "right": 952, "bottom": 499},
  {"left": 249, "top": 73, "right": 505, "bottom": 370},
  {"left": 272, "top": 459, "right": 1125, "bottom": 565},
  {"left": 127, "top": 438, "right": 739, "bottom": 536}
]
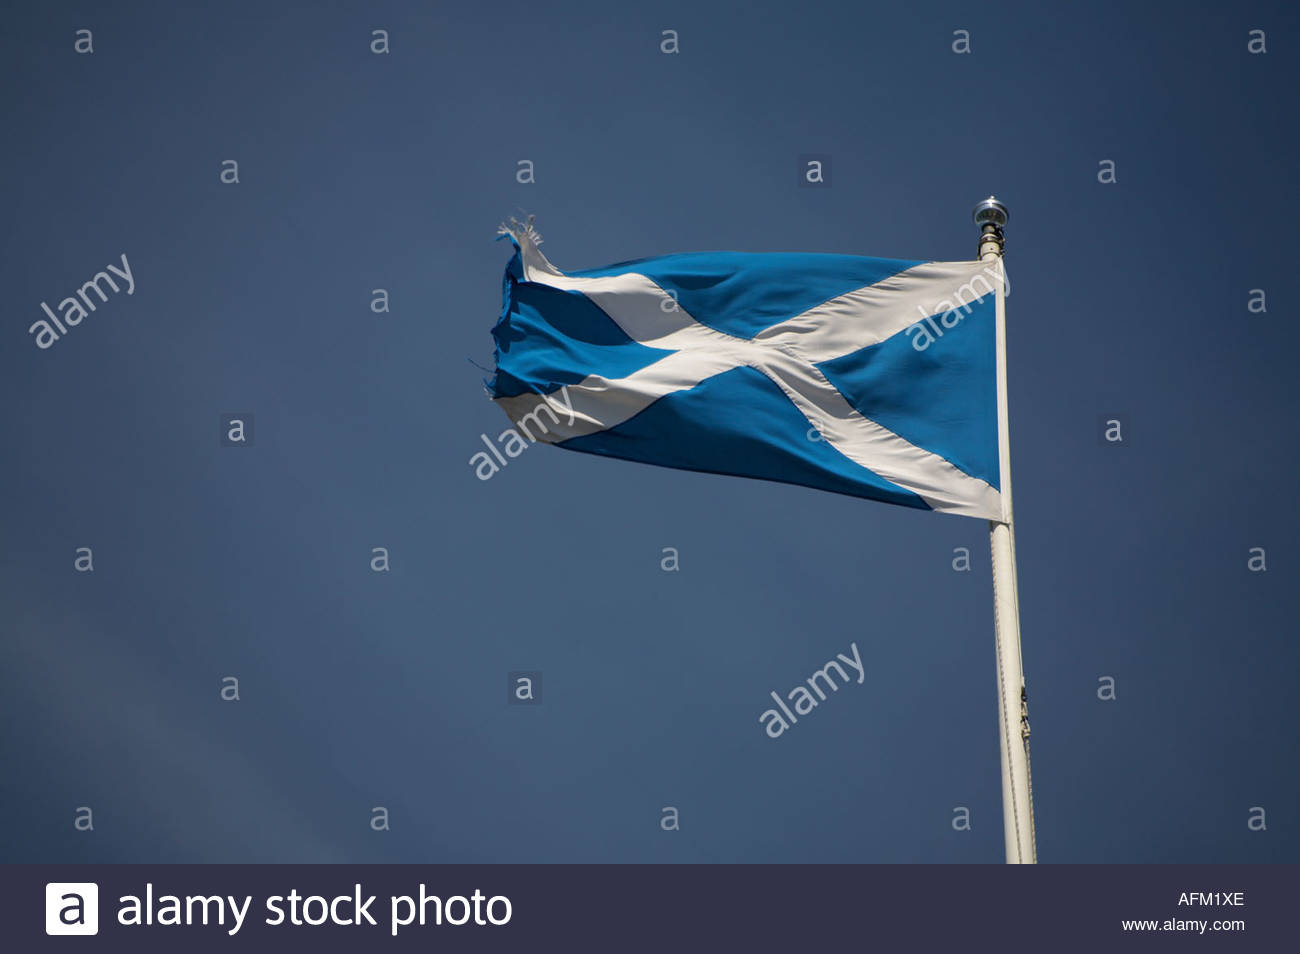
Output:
[{"left": 11, "top": 864, "right": 1297, "bottom": 951}]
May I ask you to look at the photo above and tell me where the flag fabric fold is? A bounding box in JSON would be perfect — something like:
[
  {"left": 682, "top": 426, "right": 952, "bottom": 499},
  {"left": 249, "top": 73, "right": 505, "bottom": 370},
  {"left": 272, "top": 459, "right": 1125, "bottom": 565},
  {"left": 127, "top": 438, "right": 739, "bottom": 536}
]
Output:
[{"left": 487, "top": 219, "right": 1006, "bottom": 521}]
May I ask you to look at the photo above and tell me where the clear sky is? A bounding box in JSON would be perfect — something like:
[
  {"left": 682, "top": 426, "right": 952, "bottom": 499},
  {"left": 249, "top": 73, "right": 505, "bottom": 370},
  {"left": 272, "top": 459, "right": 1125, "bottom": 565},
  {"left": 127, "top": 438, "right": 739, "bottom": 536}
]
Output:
[{"left": 1, "top": 0, "right": 1296, "bottom": 863}]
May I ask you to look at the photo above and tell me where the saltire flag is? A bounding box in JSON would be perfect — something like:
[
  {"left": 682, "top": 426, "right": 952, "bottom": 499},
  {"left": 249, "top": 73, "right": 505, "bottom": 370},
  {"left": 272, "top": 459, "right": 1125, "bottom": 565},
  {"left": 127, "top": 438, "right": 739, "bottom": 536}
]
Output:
[{"left": 486, "top": 219, "right": 1007, "bottom": 521}]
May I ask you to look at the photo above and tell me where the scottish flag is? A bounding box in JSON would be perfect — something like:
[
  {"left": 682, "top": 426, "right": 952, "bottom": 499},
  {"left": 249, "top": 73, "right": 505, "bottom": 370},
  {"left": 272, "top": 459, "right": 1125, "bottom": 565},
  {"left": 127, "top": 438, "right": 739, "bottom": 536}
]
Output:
[{"left": 487, "top": 220, "right": 1007, "bottom": 521}]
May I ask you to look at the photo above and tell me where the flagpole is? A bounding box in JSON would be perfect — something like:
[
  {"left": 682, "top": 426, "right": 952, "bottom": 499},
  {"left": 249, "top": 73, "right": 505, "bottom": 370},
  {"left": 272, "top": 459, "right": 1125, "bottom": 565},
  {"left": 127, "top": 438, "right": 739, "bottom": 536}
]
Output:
[{"left": 973, "top": 196, "right": 1037, "bottom": 863}]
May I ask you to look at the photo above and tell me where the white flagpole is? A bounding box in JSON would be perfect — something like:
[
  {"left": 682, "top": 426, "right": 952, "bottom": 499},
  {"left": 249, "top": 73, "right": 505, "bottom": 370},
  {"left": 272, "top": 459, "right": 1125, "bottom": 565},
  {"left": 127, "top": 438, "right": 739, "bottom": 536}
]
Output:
[{"left": 973, "top": 197, "right": 1037, "bottom": 863}]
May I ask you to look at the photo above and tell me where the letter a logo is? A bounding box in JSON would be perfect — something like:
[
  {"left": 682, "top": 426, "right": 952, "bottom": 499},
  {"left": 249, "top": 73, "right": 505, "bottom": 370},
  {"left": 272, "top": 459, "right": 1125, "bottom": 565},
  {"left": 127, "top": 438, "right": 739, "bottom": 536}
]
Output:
[{"left": 45, "top": 882, "right": 99, "bottom": 935}]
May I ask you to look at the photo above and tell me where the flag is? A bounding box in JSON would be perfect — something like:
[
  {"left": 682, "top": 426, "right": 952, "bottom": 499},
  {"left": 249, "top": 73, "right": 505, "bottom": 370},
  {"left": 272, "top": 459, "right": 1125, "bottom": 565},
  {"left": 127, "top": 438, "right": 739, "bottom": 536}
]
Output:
[{"left": 486, "top": 219, "right": 1006, "bottom": 521}]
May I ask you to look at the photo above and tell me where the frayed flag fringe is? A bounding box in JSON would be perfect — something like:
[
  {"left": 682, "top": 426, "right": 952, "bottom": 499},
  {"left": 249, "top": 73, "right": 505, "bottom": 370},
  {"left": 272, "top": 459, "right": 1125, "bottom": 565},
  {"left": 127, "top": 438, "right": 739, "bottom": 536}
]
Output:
[{"left": 496, "top": 214, "right": 542, "bottom": 250}]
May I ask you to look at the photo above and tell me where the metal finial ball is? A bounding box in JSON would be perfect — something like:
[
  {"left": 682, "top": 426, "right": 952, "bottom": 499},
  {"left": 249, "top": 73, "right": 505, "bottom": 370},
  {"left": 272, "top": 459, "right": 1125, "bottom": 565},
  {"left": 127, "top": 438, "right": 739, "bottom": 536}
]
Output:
[{"left": 972, "top": 196, "right": 1009, "bottom": 229}]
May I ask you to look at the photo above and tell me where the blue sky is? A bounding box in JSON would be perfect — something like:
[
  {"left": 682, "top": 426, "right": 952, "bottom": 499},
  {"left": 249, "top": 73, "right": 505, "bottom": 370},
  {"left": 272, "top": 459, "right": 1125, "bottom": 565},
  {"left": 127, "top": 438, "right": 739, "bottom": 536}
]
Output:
[{"left": 1, "top": 0, "right": 1296, "bottom": 862}]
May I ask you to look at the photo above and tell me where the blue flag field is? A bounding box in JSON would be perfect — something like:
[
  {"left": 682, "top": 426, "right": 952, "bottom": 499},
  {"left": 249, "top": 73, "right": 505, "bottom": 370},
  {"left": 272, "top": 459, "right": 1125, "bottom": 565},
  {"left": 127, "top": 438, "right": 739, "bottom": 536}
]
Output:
[{"left": 488, "top": 220, "right": 1007, "bottom": 521}]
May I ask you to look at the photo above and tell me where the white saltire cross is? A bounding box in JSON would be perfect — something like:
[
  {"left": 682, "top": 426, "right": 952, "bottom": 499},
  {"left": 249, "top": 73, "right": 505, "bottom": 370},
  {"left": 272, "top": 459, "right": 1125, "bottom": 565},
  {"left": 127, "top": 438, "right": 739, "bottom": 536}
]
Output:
[{"left": 495, "top": 229, "right": 1004, "bottom": 520}]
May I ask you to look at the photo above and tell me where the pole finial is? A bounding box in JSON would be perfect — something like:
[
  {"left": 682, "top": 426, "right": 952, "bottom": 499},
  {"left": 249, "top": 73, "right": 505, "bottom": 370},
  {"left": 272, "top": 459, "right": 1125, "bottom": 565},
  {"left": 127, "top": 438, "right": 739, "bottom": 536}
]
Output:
[
  {"left": 972, "top": 196, "right": 1009, "bottom": 228},
  {"left": 972, "top": 196, "right": 1008, "bottom": 259}
]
